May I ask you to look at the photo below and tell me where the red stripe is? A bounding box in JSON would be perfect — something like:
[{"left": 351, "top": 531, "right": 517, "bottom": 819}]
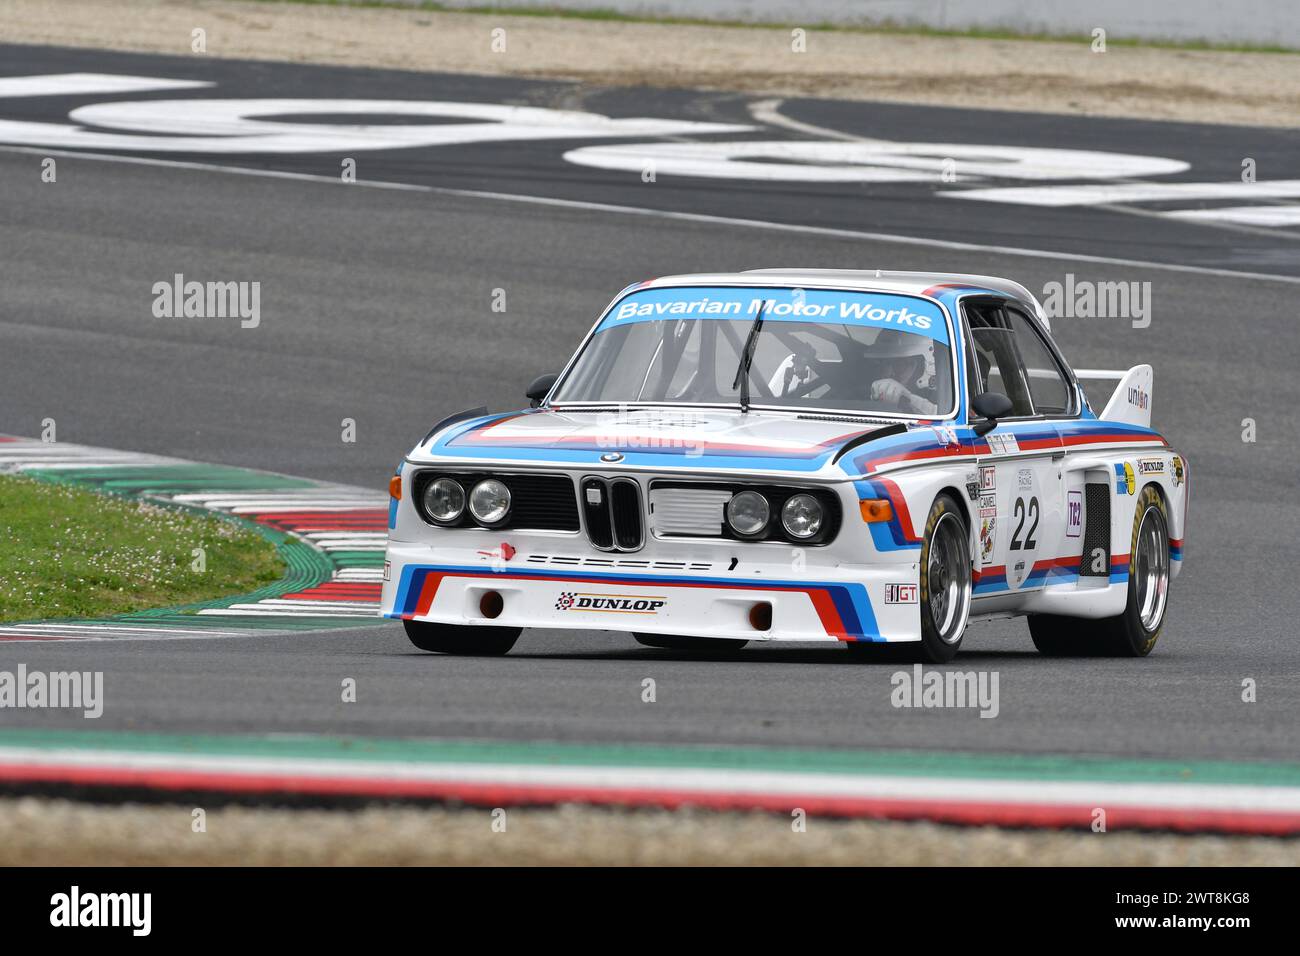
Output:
[
  {"left": 864, "top": 433, "right": 1165, "bottom": 474},
  {"left": 0, "top": 762, "right": 1293, "bottom": 835},
  {"left": 1059, "top": 432, "right": 1167, "bottom": 448},
  {"left": 875, "top": 477, "right": 921, "bottom": 544},
  {"left": 807, "top": 591, "right": 849, "bottom": 641}
]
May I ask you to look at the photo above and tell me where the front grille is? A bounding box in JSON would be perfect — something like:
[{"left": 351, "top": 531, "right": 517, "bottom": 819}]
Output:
[
  {"left": 581, "top": 478, "right": 613, "bottom": 548},
  {"left": 648, "top": 486, "right": 731, "bottom": 536},
  {"left": 647, "top": 480, "right": 841, "bottom": 545},
  {"left": 581, "top": 476, "right": 644, "bottom": 551},
  {"left": 611, "top": 480, "right": 643, "bottom": 549},
  {"left": 506, "top": 474, "right": 581, "bottom": 531},
  {"left": 412, "top": 471, "right": 579, "bottom": 531}
]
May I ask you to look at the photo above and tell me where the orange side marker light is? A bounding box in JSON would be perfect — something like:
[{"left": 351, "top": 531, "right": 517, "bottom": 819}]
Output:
[{"left": 859, "top": 499, "right": 893, "bottom": 523}]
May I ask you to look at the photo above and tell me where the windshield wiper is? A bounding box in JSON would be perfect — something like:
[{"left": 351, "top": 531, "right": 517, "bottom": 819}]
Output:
[{"left": 731, "top": 299, "right": 769, "bottom": 413}]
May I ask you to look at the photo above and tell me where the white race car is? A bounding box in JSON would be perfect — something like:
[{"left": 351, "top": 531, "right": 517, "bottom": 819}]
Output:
[{"left": 381, "top": 270, "right": 1188, "bottom": 662}]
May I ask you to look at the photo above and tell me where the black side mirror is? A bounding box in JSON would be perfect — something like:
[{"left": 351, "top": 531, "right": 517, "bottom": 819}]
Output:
[
  {"left": 526, "top": 373, "right": 558, "bottom": 408},
  {"left": 970, "top": 391, "right": 1014, "bottom": 437}
]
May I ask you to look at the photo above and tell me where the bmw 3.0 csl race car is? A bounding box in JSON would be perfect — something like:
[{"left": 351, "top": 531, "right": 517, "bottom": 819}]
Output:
[{"left": 381, "top": 270, "right": 1188, "bottom": 662}]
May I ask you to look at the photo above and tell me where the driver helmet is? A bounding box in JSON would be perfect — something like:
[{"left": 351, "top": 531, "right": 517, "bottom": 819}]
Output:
[{"left": 871, "top": 330, "right": 935, "bottom": 390}]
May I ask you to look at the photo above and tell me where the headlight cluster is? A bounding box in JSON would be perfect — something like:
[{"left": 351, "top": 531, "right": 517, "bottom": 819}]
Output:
[
  {"left": 725, "top": 489, "right": 825, "bottom": 541},
  {"left": 421, "top": 476, "right": 512, "bottom": 526}
]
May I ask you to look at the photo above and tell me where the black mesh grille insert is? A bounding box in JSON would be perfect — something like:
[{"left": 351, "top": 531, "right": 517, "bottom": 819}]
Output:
[
  {"left": 582, "top": 478, "right": 613, "bottom": 548},
  {"left": 611, "top": 480, "right": 643, "bottom": 550},
  {"left": 1080, "top": 482, "right": 1111, "bottom": 577}
]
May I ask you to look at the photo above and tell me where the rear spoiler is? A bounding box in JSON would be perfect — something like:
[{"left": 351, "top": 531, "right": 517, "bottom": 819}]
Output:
[{"left": 1074, "top": 365, "right": 1152, "bottom": 428}]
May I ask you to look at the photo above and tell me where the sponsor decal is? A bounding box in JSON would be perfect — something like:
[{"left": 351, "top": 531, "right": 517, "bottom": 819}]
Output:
[
  {"left": 979, "top": 465, "right": 996, "bottom": 491},
  {"left": 603, "top": 288, "right": 949, "bottom": 343},
  {"left": 1138, "top": 457, "right": 1165, "bottom": 475},
  {"left": 930, "top": 425, "right": 959, "bottom": 447},
  {"left": 885, "top": 583, "right": 918, "bottom": 605},
  {"left": 986, "top": 433, "right": 1020, "bottom": 456},
  {"left": 555, "top": 591, "right": 666, "bottom": 614},
  {"left": 1010, "top": 559, "right": 1027, "bottom": 588},
  {"left": 383, "top": 560, "right": 391, "bottom": 582},
  {"left": 1127, "top": 385, "right": 1149, "bottom": 409},
  {"left": 1066, "top": 490, "right": 1082, "bottom": 538},
  {"left": 979, "top": 494, "right": 997, "bottom": 518},
  {"left": 979, "top": 515, "right": 996, "bottom": 565},
  {"left": 1017, "top": 467, "right": 1034, "bottom": 489},
  {"left": 965, "top": 481, "right": 980, "bottom": 501},
  {"left": 1172, "top": 455, "right": 1185, "bottom": 486},
  {"left": 1122, "top": 461, "right": 1136, "bottom": 496}
]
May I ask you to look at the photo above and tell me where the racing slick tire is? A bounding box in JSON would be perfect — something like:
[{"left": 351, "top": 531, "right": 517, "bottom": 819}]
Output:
[
  {"left": 403, "top": 620, "right": 521, "bottom": 656},
  {"left": 633, "top": 633, "right": 748, "bottom": 651},
  {"left": 847, "top": 492, "right": 972, "bottom": 663},
  {"left": 1029, "top": 485, "right": 1170, "bottom": 657},
  {"left": 915, "top": 493, "right": 974, "bottom": 663}
]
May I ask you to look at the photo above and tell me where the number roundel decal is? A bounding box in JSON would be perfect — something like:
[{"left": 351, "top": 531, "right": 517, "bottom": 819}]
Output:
[{"left": 1007, "top": 468, "right": 1041, "bottom": 589}]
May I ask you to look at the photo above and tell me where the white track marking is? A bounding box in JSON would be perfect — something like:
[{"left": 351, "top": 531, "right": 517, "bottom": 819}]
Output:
[
  {"left": 0, "top": 93, "right": 752, "bottom": 154},
  {"left": 1166, "top": 205, "right": 1300, "bottom": 227},
  {"left": 562, "top": 139, "right": 1188, "bottom": 183},
  {"left": 949, "top": 180, "right": 1300, "bottom": 207},
  {"left": 0, "top": 73, "right": 211, "bottom": 98},
  {"left": 3, "top": 142, "right": 1295, "bottom": 286},
  {"left": 748, "top": 97, "right": 877, "bottom": 143}
]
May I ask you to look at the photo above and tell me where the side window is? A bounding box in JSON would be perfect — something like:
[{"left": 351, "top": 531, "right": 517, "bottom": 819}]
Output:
[
  {"left": 1005, "top": 308, "right": 1072, "bottom": 415},
  {"left": 964, "top": 303, "right": 1033, "bottom": 417}
]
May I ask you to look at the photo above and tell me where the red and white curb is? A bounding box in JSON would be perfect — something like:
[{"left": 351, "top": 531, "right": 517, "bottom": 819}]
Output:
[{"left": 2, "top": 738, "right": 1298, "bottom": 835}]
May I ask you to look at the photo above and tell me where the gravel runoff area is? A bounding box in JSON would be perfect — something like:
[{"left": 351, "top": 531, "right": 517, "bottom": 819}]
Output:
[
  {"left": 2, "top": 798, "right": 1298, "bottom": 865},
  {"left": 1, "top": 0, "right": 1297, "bottom": 128}
]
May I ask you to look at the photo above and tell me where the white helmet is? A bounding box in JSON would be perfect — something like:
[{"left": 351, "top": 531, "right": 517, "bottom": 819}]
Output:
[{"left": 871, "top": 330, "right": 935, "bottom": 389}]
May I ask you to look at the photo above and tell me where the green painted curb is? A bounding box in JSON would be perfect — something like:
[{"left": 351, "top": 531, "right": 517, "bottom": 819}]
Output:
[{"left": 0, "top": 728, "right": 1296, "bottom": 787}]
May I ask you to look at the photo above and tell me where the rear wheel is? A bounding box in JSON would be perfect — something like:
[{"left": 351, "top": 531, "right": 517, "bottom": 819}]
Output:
[
  {"left": 403, "top": 620, "right": 520, "bottom": 656},
  {"left": 633, "top": 633, "right": 748, "bottom": 651},
  {"left": 1029, "top": 485, "right": 1170, "bottom": 657}
]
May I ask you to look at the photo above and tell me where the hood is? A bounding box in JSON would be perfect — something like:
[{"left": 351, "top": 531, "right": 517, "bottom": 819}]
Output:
[{"left": 410, "top": 407, "right": 905, "bottom": 477}]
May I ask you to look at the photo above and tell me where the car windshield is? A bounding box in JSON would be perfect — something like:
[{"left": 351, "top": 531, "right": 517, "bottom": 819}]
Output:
[{"left": 551, "top": 286, "right": 954, "bottom": 417}]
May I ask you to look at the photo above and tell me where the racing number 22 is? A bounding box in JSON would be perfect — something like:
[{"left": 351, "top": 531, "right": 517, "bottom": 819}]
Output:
[{"left": 1010, "top": 496, "right": 1039, "bottom": 550}]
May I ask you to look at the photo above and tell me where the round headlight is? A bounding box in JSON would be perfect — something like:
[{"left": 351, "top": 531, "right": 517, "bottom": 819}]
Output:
[
  {"left": 423, "top": 477, "right": 465, "bottom": 523},
  {"left": 726, "top": 490, "right": 770, "bottom": 537},
  {"left": 781, "top": 493, "right": 824, "bottom": 540},
  {"left": 469, "top": 478, "right": 512, "bottom": 525}
]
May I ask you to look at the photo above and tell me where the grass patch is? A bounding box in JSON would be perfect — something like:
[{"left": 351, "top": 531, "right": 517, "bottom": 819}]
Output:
[
  {"left": 250, "top": 0, "right": 1300, "bottom": 55},
  {"left": 0, "top": 475, "right": 285, "bottom": 623}
]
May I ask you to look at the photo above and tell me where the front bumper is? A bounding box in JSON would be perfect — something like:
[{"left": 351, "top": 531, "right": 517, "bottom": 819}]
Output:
[{"left": 381, "top": 541, "right": 922, "bottom": 643}]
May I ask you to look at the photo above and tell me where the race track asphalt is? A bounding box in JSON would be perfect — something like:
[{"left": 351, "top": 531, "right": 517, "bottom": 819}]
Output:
[{"left": 0, "top": 47, "right": 1297, "bottom": 763}]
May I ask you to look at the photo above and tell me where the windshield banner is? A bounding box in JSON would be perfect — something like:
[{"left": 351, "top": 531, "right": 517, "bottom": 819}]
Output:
[{"left": 598, "top": 286, "right": 949, "bottom": 344}]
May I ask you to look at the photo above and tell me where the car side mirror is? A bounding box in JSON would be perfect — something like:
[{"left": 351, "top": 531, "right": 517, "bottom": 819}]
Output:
[
  {"left": 526, "top": 373, "right": 558, "bottom": 408},
  {"left": 970, "top": 391, "right": 1014, "bottom": 437}
]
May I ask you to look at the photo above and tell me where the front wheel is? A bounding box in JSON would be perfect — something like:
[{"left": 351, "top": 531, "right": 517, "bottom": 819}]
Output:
[
  {"left": 1029, "top": 485, "right": 1170, "bottom": 657},
  {"left": 916, "top": 493, "right": 973, "bottom": 663},
  {"left": 403, "top": 619, "right": 520, "bottom": 656}
]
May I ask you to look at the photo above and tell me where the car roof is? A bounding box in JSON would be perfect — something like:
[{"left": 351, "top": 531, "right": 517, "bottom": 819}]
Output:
[{"left": 635, "top": 269, "right": 1050, "bottom": 328}]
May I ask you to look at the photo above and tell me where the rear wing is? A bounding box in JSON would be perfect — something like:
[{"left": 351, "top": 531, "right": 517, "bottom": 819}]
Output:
[{"left": 1074, "top": 365, "right": 1152, "bottom": 428}]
